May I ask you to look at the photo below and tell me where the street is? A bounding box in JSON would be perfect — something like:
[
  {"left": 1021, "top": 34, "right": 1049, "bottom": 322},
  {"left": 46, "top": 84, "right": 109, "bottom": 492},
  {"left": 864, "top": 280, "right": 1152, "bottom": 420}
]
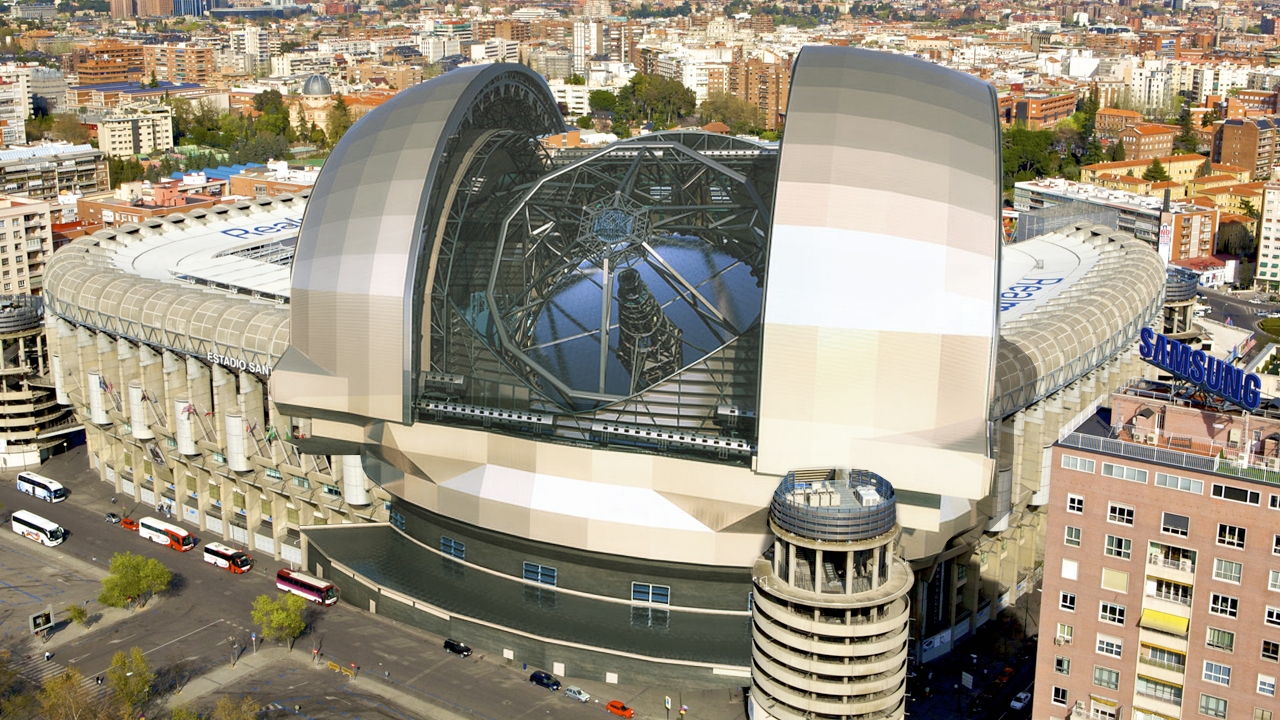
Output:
[
  {"left": 0, "top": 447, "right": 746, "bottom": 720},
  {"left": 1194, "top": 286, "right": 1280, "bottom": 334}
]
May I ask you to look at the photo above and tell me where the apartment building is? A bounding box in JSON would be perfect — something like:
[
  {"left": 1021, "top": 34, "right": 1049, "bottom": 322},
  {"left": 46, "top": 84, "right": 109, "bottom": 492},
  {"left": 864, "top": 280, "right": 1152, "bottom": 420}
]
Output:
[
  {"left": 0, "top": 64, "right": 34, "bottom": 121},
  {"left": 727, "top": 55, "right": 790, "bottom": 130},
  {"left": 0, "top": 143, "right": 108, "bottom": 201},
  {"left": 94, "top": 103, "right": 174, "bottom": 158},
  {"left": 0, "top": 195, "right": 52, "bottom": 296},
  {"left": 1007, "top": 91, "right": 1079, "bottom": 130},
  {"left": 69, "top": 40, "right": 145, "bottom": 85},
  {"left": 1214, "top": 118, "right": 1278, "bottom": 181},
  {"left": 1122, "top": 124, "right": 1178, "bottom": 161},
  {"left": 0, "top": 81, "right": 24, "bottom": 147},
  {"left": 1036, "top": 387, "right": 1280, "bottom": 720},
  {"left": 227, "top": 161, "right": 317, "bottom": 198},
  {"left": 1253, "top": 180, "right": 1280, "bottom": 292},
  {"left": 145, "top": 44, "right": 215, "bottom": 85},
  {"left": 1097, "top": 108, "right": 1144, "bottom": 139}
]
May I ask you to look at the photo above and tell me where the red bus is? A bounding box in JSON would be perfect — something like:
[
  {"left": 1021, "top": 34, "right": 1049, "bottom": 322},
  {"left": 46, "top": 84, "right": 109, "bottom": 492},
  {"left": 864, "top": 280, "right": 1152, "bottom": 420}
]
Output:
[
  {"left": 203, "top": 542, "right": 252, "bottom": 573},
  {"left": 137, "top": 517, "right": 194, "bottom": 551},
  {"left": 276, "top": 569, "right": 338, "bottom": 605}
]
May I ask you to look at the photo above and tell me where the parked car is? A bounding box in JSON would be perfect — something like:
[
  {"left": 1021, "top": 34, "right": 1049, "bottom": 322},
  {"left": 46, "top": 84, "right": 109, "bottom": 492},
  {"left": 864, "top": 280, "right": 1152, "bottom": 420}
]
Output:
[
  {"left": 995, "top": 667, "right": 1015, "bottom": 684},
  {"left": 529, "top": 671, "right": 561, "bottom": 691},
  {"left": 443, "top": 639, "right": 472, "bottom": 657},
  {"left": 105, "top": 512, "right": 121, "bottom": 524},
  {"left": 1250, "top": 298, "right": 1263, "bottom": 304},
  {"left": 1010, "top": 691, "right": 1031, "bottom": 710},
  {"left": 606, "top": 701, "right": 635, "bottom": 718},
  {"left": 120, "top": 518, "right": 139, "bottom": 531},
  {"left": 564, "top": 687, "right": 590, "bottom": 703}
]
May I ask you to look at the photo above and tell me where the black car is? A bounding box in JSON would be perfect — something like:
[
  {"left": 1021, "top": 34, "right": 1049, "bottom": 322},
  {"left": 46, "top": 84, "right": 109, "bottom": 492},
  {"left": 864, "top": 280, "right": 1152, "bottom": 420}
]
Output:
[
  {"left": 443, "top": 639, "right": 472, "bottom": 657},
  {"left": 529, "top": 670, "right": 561, "bottom": 691}
]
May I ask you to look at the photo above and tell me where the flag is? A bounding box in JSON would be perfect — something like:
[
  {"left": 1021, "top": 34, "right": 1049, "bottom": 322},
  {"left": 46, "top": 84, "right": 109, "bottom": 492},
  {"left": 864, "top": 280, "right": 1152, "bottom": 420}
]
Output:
[
  {"left": 182, "top": 404, "right": 195, "bottom": 415},
  {"left": 266, "top": 426, "right": 278, "bottom": 441}
]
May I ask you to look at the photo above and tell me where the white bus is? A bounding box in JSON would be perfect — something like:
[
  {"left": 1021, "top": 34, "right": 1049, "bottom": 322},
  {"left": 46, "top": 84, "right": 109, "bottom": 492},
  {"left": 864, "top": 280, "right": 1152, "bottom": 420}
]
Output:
[
  {"left": 276, "top": 569, "right": 338, "bottom": 605},
  {"left": 137, "top": 516, "right": 195, "bottom": 551},
  {"left": 15, "top": 472, "right": 67, "bottom": 502},
  {"left": 203, "top": 542, "right": 252, "bottom": 573},
  {"left": 11, "top": 510, "right": 65, "bottom": 546}
]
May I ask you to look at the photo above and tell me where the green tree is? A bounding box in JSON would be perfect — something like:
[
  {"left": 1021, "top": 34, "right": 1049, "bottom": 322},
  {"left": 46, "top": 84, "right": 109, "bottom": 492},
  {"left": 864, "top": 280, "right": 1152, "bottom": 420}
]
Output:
[
  {"left": 1001, "top": 126, "right": 1056, "bottom": 190},
  {"left": 575, "top": 115, "right": 594, "bottom": 129},
  {"left": 38, "top": 667, "right": 108, "bottom": 720},
  {"left": 566, "top": 74, "right": 586, "bottom": 85},
  {"left": 588, "top": 89, "right": 617, "bottom": 113},
  {"left": 98, "top": 552, "right": 172, "bottom": 608},
  {"left": 148, "top": 70, "right": 159, "bottom": 88},
  {"left": 325, "top": 95, "right": 353, "bottom": 146},
  {"left": 67, "top": 603, "right": 88, "bottom": 627},
  {"left": 1142, "top": 157, "right": 1171, "bottom": 182},
  {"left": 211, "top": 695, "right": 259, "bottom": 720},
  {"left": 51, "top": 114, "right": 89, "bottom": 145},
  {"left": 170, "top": 707, "right": 202, "bottom": 720},
  {"left": 1174, "top": 102, "right": 1200, "bottom": 154},
  {"left": 251, "top": 593, "right": 308, "bottom": 650},
  {"left": 1108, "top": 140, "right": 1126, "bottom": 161},
  {"left": 698, "top": 92, "right": 764, "bottom": 133},
  {"left": 1242, "top": 198, "right": 1262, "bottom": 219},
  {"left": 1078, "top": 86, "right": 1101, "bottom": 140},
  {"left": 106, "top": 647, "right": 153, "bottom": 715}
]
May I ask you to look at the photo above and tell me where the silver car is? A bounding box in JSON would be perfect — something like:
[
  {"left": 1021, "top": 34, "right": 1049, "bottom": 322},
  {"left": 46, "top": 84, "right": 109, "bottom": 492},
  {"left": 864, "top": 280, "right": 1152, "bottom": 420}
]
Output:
[{"left": 565, "top": 686, "right": 590, "bottom": 703}]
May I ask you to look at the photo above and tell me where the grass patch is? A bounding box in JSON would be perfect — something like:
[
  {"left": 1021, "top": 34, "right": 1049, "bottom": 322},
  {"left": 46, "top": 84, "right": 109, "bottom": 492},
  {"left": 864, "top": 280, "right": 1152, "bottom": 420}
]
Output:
[{"left": 1259, "top": 318, "right": 1280, "bottom": 336}]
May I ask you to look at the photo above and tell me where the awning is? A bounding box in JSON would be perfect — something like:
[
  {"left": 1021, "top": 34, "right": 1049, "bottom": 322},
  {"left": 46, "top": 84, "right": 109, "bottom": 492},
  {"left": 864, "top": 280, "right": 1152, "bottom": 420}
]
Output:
[
  {"left": 1140, "top": 609, "right": 1189, "bottom": 636},
  {"left": 1090, "top": 695, "right": 1119, "bottom": 708}
]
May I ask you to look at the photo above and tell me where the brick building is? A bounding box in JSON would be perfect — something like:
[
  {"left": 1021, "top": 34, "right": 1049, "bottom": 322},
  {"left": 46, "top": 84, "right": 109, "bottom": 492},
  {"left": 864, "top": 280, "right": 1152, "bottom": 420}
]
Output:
[
  {"left": 727, "top": 56, "right": 790, "bottom": 131},
  {"left": 1213, "top": 117, "right": 1278, "bottom": 181},
  {"left": 1036, "top": 386, "right": 1280, "bottom": 720},
  {"left": 144, "top": 44, "right": 215, "bottom": 85},
  {"left": 1120, "top": 124, "right": 1178, "bottom": 161},
  {"left": 1096, "top": 108, "right": 1144, "bottom": 139}
]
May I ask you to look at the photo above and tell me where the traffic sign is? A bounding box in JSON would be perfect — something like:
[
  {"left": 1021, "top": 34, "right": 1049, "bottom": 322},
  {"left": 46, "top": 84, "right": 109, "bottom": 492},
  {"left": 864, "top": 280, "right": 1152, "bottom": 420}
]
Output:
[{"left": 665, "top": 697, "right": 671, "bottom": 710}]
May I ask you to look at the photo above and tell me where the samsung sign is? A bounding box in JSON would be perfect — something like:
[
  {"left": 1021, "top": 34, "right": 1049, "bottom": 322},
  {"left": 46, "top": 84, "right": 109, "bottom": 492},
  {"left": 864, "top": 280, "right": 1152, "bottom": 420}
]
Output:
[{"left": 1139, "top": 327, "right": 1262, "bottom": 411}]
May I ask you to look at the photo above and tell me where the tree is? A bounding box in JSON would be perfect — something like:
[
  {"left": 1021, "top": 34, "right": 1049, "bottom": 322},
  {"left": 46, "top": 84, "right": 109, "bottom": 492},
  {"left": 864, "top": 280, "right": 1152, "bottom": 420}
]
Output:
[
  {"left": 1108, "top": 140, "right": 1126, "bottom": 161},
  {"left": 251, "top": 593, "right": 308, "bottom": 650},
  {"left": 170, "top": 707, "right": 201, "bottom": 720},
  {"left": 98, "top": 552, "right": 172, "bottom": 608},
  {"left": 698, "top": 92, "right": 764, "bottom": 133},
  {"left": 588, "top": 90, "right": 617, "bottom": 113},
  {"left": 106, "top": 647, "right": 153, "bottom": 715},
  {"left": 1143, "top": 157, "right": 1171, "bottom": 182},
  {"left": 325, "top": 95, "right": 353, "bottom": 146},
  {"left": 211, "top": 695, "right": 259, "bottom": 720},
  {"left": 575, "top": 115, "right": 595, "bottom": 129},
  {"left": 38, "top": 667, "right": 108, "bottom": 720},
  {"left": 566, "top": 74, "right": 586, "bottom": 85},
  {"left": 51, "top": 114, "right": 89, "bottom": 145},
  {"left": 1242, "top": 198, "right": 1261, "bottom": 219},
  {"left": 1174, "top": 101, "right": 1200, "bottom": 154},
  {"left": 67, "top": 604, "right": 88, "bottom": 627}
]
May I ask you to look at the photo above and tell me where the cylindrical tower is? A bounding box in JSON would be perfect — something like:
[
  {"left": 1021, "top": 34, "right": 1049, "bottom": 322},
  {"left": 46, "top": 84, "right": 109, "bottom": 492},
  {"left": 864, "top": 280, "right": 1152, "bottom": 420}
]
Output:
[{"left": 750, "top": 469, "right": 913, "bottom": 720}]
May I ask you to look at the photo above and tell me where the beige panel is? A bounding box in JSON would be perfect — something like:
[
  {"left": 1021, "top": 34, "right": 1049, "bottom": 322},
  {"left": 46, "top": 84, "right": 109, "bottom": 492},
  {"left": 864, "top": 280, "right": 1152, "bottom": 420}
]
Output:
[
  {"left": 437, "top": 484, "right": 481, "bottom": 526},
  {"left": 527, "top": 507, "right": 587, "bottom": 548}
]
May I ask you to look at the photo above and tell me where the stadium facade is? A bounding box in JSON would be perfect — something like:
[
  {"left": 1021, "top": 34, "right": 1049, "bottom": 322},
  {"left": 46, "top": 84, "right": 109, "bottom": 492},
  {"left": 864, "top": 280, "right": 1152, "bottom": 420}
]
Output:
[{"left": 42, "top": 48, "right": 1166, "bottom": 702}]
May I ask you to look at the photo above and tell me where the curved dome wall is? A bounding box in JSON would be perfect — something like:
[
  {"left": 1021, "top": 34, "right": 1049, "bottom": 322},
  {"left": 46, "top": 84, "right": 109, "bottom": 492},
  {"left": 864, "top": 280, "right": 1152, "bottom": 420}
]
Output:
[
  {"left": 756, "top": 47, "right": 1002, "bottom": 501},
  {"left": 274, "top": 63, "right": 566, "bottom": 424}
]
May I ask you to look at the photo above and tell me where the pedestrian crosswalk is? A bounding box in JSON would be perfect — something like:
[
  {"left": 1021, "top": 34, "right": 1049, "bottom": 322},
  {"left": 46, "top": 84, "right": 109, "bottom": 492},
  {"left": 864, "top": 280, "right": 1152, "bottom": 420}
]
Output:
[{"left": 5, "top": 648, "right": 109, "bottom": 701}]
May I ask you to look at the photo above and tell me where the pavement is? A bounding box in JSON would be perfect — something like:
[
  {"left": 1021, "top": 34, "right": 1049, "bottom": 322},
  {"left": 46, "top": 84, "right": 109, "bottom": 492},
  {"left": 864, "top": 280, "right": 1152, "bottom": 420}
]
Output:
[{"left": 2, "top": 447, "right": 750, "bottom": 720}]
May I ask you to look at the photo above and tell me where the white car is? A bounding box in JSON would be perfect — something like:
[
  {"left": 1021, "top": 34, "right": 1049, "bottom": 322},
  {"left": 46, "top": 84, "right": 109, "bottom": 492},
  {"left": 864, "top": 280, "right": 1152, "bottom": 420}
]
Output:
[
  {"left": 1250, "top": 299, "right": 1264, "bottom": 305},
  {"left": 565, "top": 687, "right": 590, "bottom": 703},
  {"left": 1010, "top": 691, "right": 1031, "bottom": 710}
]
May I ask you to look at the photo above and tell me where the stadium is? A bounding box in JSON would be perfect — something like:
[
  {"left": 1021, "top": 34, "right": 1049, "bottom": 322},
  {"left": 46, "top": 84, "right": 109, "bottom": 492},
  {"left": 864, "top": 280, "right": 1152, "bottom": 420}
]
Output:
[{"left": 43, "top": 47, "right": 1165, "bottom": 712}]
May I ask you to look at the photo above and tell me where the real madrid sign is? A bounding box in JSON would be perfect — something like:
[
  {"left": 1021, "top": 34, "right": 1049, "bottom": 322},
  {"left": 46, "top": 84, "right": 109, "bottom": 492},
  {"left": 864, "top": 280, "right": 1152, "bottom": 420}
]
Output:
[{"left": 1139, "top": 327, "right": 1262, "bottom": 412}]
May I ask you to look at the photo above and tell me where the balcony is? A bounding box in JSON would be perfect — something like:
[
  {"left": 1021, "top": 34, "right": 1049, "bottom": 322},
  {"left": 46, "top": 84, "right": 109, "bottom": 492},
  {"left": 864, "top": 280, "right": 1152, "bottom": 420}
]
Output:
[
  {"left": 1138, "top": 655, "right": 1186, "bottom": 674},
  {"left": 1146, "top": 587, "right": 1192, "bottom": 607}
]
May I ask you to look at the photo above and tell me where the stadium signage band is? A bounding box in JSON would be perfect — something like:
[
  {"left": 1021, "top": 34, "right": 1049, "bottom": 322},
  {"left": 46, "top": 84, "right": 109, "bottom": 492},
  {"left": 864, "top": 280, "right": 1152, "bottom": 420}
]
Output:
[
  {"left": 206, "top": 351, "right": 272, "bottom": 376},
  {"left": 1139, "top": 327, "right": 1261, "bottom": 411},
  {"left": 220, "top": 218, "right": 302, "bottom": 240}
]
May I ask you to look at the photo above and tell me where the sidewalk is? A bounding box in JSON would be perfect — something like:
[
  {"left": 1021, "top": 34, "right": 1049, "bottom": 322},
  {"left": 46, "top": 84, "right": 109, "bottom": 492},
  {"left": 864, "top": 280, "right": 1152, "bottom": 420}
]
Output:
[{"left": 165, "top": 645, "right": 291, "bottom": 709}]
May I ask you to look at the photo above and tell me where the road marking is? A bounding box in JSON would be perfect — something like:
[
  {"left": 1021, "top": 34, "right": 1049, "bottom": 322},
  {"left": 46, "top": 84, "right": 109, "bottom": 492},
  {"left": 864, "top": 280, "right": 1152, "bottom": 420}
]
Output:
[
  {"left": 69, "top": 653, "right": 92, "bottom": 663},
  {"left": 108, "top": 633, "right": 138, "bottom": 644},
  {"left": 140, "top": 619, "right": 224, "bottom": 657}
]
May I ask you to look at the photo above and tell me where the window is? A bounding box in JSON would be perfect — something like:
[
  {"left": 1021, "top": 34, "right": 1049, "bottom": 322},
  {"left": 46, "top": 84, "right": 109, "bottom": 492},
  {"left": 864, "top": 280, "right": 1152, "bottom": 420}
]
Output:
[
  {"left": 522, "top": 562, "right": 557, "bottom": 587},
  {"left": 1093, "top": 665, "right": 1120, "bottom": 690},
  {"left": 1062, "top": 558, "right": 1079, "bottom": 580},
  {"left": 1099, "top": 602, "right": 1125, "bottom": 625},
  {"left": 1097, "top": 634, "right": 1123, "bottom": 658},
  {"left": 1218, "top": 523, "right": 1247, "bottom": 549},
  {"left": 1062, "top": 455, "right": 1096, "bottom": 472},
  {"left": 1065, "top": 526, "right": 1082, "bottom": 547},
  {"left": 440, "top": 536, "right": 465, "bottom": 560},
  {"left": 1156, "top": 472, "right": 1204, "bottom": 494},
  {"left": 1060, "top": 591, "right": 1077, "bottom": 611},
  {"left": 1162, "top": 512, "right": 1190, "bottom": 537},
  {"left": 1272, "top": 570, "right": 1280, "bottom": 592},
  {"left": 1273, "top": 534, "right": 1280, "bottom": 555},
  {"left": 631, "top": 582, "right": 670, "bottom": 605},
  {"left": 1256, "top": 709, "right": 1274, "bottom": 720},
  {"left": 1055, "top": 656, "right": 1071, "bottom": 675},
  {"left": 1149, "top": 577, "right": 1191, "bottom": 605},
  {"left": 1057, "top": 623, "right": 1074, "bottom": 643},
  {"left": 1260, "top": 674, "right": 1277, "bottom": 697},
  {"left": 1214, "top": 559, "right": 1243, "bottom": 583},
  {"left": 1210, "top": 594, "right": 1240, "bottom": 618},
  {"left": 1105, "top": 535, "right": 1132, "bottom": 559},
  {"left": 1272, "top": 495, "right": 1280, "bottom": 510},
  {"left": 1204, "top": 661, "right": 1232, "bottom": 686},
  {"left": 1213, "top": 483, "right": 1261, "bottom": 505},
  {"left": 1068, "top": 494, "right": 1084, "bottom": 514},
  {"left": 1265, "top": 640, "right": 1280, "bottom": 662},
  {"left": 1267, "top": 607, "right": 1280, "bottom": 627},
  {"left": 1208, "top": 627, "right": 1236, "bottom": 653},
  {"left": 1108, "top": 503, "right": 1135, "bottom": 525},
  {"left": 1052, "top": 687, "right": 1068, "bottom": 706},
  {"left": 321, "top": 484, "right": 341, "bottom": 497},
  {"left": 1101, "top": 567, "right": 1129, "bottom": 593},
  {"left": 1136, "top": 676, "right": 1183, "bottom": 704},
  {"left": 1102, "top": 462, "right": 1147, "bottom": 483}
]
